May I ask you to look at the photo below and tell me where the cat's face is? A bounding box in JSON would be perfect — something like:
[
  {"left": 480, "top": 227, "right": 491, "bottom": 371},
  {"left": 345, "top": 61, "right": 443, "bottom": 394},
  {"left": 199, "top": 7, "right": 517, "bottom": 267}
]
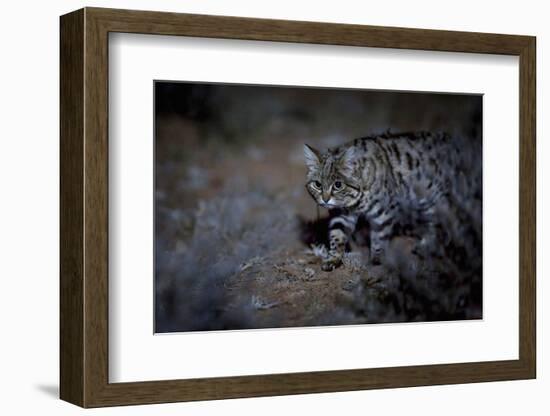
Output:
[{"left": 303, "top": 144, "right": 362, "bottom": 209}]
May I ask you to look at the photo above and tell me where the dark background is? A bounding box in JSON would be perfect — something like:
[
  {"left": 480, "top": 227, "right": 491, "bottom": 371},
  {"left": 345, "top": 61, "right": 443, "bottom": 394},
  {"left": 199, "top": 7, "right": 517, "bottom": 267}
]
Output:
[{"left": 154, "top": 81, "right": 482, "bottom": 333}]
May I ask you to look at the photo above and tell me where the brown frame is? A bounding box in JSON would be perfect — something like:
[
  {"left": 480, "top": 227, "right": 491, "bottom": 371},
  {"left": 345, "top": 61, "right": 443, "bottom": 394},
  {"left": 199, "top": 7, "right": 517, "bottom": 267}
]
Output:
[{"left": 60, "top": 7, "right": 536, "bottom": 408}]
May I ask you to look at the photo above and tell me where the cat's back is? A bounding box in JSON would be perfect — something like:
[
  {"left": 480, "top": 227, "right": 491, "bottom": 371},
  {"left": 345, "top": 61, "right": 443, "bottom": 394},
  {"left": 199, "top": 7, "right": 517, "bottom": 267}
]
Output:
[
  {"left": 348, "top": 131, "right": 479, "bottom": 201},
  {"left": 336, "top": 130, "right": 479, "bottom": 180},
  {"left": 340, "top": 131, "right": 456, "bottom": 174},
  {"left": 365, "top": 130, "right": 453, "bottom": 157}
]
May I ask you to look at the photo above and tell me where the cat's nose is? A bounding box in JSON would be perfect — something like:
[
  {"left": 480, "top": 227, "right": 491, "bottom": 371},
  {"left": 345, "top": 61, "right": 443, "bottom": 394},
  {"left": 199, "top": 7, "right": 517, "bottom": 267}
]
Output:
[{"left": 322, "top": 192, "right": 331, "bottom": 203}]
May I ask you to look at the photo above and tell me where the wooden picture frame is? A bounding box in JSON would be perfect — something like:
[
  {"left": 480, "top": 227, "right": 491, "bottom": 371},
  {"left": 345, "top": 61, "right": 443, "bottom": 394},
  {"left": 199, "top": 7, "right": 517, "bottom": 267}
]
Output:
[{"left": 60, "top": 7, "right": 536, "bottom": 408}]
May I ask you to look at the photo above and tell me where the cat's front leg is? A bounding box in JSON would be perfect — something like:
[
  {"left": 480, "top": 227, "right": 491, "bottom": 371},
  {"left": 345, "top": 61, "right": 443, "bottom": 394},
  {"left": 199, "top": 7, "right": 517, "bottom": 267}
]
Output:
[
  {"left": 369, "top": 233, "right": 386, "bottom": 265},
  {"left": 322, "top": 213, "right": 357, "bottom": 271},
  {"left": 369, "top": 218, "right": 395, "bottom": 265}
]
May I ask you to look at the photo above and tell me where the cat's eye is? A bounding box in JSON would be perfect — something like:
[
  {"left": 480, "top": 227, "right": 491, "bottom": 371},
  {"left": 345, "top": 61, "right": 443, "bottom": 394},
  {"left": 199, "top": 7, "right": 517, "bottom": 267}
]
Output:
[
  {"left": 333, "top": 181, "right": 344, "bottom": 190},
  {"left": 312, "top": 180, "right": 322, "bottom": 189}
]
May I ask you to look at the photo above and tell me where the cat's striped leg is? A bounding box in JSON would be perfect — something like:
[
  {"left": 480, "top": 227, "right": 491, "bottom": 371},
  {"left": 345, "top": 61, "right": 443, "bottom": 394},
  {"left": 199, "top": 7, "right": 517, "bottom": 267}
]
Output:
[
  {"left": 322, "top": 213, "right": 358, "bottom": 271},
  {"left": 369, "top": 208, "right": 397, "bottom": 265},
  {"left": 370, "top": 232, "right": 390, "bottom": 265}
]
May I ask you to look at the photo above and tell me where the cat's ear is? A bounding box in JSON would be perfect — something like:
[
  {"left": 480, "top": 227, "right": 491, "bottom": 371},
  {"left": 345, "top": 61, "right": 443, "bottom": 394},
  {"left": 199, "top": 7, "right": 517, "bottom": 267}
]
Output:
[
  {"left": 339, "top": 146, "right": 356, "bottom": 174},
  {"left": 303, "top": 144, "right": 321, "bottom": 170}
]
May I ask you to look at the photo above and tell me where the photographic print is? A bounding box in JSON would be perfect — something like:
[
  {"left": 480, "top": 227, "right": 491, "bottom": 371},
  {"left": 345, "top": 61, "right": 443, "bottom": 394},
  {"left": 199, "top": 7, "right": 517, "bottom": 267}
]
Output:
[{"left": 154, "top": 81, "right": 482, "bottom": 333}]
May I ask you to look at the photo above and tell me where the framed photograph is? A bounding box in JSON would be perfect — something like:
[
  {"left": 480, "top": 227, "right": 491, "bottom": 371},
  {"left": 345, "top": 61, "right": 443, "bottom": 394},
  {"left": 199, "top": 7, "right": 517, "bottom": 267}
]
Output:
[{"left": 60, "top": 7, "right": 536, "bottom": 407}]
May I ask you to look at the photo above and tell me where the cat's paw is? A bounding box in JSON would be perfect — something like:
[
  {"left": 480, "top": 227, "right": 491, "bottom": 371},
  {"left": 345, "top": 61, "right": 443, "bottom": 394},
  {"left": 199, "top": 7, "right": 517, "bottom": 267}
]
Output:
[
  {"left": 370, "top": 250, "right": 385, "bottom": 265},
  {"left": 370, "top": 255, "right": 382, "bottom": 265},
  {"left": 321, "top": 259, "right": 342, "bottom": 271},
  {"left": 370, "top": 248, "right": 384, "bottom": 265}
]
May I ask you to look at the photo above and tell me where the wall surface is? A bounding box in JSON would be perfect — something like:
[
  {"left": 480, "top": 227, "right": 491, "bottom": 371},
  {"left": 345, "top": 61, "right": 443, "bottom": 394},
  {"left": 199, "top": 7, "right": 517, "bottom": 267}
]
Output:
[{"left": 0, "top": 0, "right": 546, "bottom": 414}]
